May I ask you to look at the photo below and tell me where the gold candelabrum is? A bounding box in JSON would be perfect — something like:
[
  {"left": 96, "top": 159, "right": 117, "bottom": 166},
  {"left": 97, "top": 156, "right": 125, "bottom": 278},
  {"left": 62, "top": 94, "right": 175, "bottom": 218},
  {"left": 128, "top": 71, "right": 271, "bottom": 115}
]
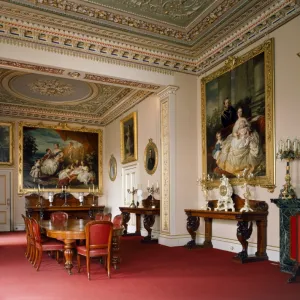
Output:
[
  {"left": 89, "top": 185, "right": 99, "bottom": 206},
  {"left": 197, "top": 174, "right": 213, "bottom": 211},
  {"left": 276, "top": 138, "right": 299, "bottom": 199},
  {"left": 127, "top": 187, "right": 138, "bottom": 208},
  {"left": 147, "top": 183, "right": 159, "bottom": 198},
  {"left": 237, "top": 169, "right": 255, "bottom": 212}
]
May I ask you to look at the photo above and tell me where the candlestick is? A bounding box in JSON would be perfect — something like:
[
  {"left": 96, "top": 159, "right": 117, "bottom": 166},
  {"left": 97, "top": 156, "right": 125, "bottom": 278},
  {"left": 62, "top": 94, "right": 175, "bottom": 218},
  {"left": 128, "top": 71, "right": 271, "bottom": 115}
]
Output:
[
  {"left": 276, "top": 137, "right": 300, "bottom": 199},
  {"left": 127, "top": 187, "right": 138, "bottom": 208},
  {"left": 197, "top": 174, "right": 214, "bottom": 211}
]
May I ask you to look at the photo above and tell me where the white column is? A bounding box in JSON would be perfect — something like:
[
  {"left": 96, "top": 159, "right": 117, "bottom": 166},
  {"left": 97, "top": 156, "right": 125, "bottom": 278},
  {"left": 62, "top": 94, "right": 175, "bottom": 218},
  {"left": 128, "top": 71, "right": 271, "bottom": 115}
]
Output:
[{"left": 157, "top": 86, "right": 178, "bottom": 243}]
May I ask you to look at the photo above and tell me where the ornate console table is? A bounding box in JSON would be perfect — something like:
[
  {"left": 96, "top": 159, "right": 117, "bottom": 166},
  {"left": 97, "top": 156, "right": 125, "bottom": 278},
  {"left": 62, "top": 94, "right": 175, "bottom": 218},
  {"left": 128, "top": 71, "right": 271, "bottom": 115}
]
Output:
[
  {"left": 271, "top": 198, "right": 300, "bottom": 274},
  {"left": 25, "top": 193, "right": 104, "bottom": 221},
  {"left": 185, "top": 194, "right": 269, "bottom": 263},
  {"left": 119, "top": 206, "right": 160, "bottom": 243}
]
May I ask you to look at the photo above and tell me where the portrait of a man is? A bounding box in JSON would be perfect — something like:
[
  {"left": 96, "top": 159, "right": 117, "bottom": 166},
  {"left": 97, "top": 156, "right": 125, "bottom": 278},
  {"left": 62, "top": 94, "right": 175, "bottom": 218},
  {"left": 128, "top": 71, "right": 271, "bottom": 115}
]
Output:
[{"left": 144, "top": 138, "right": 158, "bottom": 175}]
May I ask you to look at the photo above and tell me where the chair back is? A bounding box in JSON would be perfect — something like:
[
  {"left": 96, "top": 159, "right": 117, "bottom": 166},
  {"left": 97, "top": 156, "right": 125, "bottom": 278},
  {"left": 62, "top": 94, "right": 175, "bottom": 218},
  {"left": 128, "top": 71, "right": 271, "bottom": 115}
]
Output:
[
  {"left": 85, "top": 221, "right": 113, "bottom": 251},
  {"left": 31, "top": 218, "right": 42, "bottom": 244},
  {"left": 50, "top": 211, "right": 68, "bottom": 223},
  {"left": 95, "top": 213, "right": 112, "bottom": 221},
  {"left": 112, "top": 214, "right": 123, "bottom": 228}
]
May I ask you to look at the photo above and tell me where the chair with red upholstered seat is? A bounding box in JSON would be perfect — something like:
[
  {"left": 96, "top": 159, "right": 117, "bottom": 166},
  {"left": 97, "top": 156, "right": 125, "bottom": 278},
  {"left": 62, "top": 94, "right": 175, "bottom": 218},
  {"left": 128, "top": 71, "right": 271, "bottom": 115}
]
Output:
[
  {"left": 76, "top": 220, "right": 113, "bottom": 280},
  {"left": 31, "top": 218, "right": 65, "bottom": 271},
  {"left": 22, "top": 215, "right": 36, "bottom": 264},
  {"left": 50, "top": 211, "right": 68, "bottom": 223},
  {"left": 112, "top": 214, "right": 123, "bottom": 228},
  {"left": 95, "top": 212, "right": 112, "bottom": 221}
]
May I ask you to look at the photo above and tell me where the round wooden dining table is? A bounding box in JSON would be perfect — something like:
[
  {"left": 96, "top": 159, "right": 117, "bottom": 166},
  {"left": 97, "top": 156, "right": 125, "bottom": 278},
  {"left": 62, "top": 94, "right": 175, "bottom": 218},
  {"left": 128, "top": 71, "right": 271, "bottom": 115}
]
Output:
[{"left": 40, "top": 219, "right": 123, "bottom": 275}]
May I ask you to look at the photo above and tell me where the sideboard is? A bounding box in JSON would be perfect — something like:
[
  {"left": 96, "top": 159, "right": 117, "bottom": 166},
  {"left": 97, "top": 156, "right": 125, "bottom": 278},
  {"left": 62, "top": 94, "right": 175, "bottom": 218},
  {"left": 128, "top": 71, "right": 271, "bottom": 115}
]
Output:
[{"left": 25, "top": 193, "right": 104, "bottom": 221}]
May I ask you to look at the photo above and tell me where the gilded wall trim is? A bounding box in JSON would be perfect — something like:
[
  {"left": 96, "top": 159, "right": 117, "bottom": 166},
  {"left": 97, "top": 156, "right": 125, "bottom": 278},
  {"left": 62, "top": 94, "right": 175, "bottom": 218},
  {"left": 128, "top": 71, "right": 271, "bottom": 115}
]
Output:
[{"left": 160, "top": 98, "right": 170, "bottom": 234}]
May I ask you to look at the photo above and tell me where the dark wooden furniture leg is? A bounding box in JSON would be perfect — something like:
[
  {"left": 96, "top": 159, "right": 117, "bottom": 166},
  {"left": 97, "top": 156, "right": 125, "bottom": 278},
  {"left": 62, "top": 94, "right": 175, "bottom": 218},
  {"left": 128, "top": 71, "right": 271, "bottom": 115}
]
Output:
[
  {"left": 203, "top": 217, "right": 213, "bottom": 248},
  {"left": 233, "top": 220, "right": 268, "bottom": 263},
  {"left": 111, "top": 235, "right": 121, "bottom": 270},
  {"left": 121, "top": 212, "right": 130, "bottom": 235},
  {"left": 64, "top": 239, "right": 76, "bottom": 275},
  {"left": 256, "top": 219, "right": 268, "bottom": 259},
  {"left": 135, "top": 213, "right": 141, "bottom": 235},
  {"left": 142, "top": 215, "right": 158, "bottom": 243},
  {"left": 185, "top": 216, "right": 200, "bottom": 248}
]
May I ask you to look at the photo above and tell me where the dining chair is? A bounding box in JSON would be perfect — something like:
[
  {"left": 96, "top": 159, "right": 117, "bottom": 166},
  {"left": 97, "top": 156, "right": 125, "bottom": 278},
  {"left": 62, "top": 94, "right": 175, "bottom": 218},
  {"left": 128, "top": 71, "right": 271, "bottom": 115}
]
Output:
[
  {"left": 21, "top": 214, "right": 30, "bottom": 259},
  {"left": 76, "top": 220, "right": 113, "bottom": 280},
  {"left": 50, "top": 211, "right": 68, "bottom": 223},
  {"left": 112, "top": 214, "right": 123, "bottom": 228},
  {"left": 95, "top": 212, "right": 112, "bottom": 221},
  {"left": 31, "top": 218, "right": 64, "bottom": 271}
]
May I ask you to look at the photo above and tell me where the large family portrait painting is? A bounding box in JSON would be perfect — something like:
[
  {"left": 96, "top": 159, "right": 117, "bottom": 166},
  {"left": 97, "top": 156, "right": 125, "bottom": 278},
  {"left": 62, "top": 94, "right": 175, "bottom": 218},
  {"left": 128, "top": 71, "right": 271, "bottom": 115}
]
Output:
[
  {"left": 19, "top": 123, "right": 103, "bottom": 193},
  {"left": 201, "top": 39, "right": 275, "bottom": 189}
]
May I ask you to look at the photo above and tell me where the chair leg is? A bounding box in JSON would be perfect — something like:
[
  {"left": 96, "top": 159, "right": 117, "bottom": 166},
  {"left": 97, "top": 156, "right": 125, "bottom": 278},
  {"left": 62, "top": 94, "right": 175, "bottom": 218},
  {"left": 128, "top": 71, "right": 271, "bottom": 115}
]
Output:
[
  {"left": 87, "top": 256, "right": 90, "bottom": 280},
  {"left": 77, "top": 254, "right": 81, "bottom": 273},
  {"left": 107, "top": 253, "right": 111, "bottom": 279},
  {"left": 36, "top": 249, "right": 42, "bottom": 271},
  {"left": 56, "top": 251, "right": 60, "bottom": 263}
]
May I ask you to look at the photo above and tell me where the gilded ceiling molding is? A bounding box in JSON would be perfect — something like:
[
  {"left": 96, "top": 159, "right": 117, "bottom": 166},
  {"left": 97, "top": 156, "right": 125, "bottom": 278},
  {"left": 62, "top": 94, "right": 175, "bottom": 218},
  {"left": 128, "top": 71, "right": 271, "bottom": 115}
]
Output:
[
  {"left": 0, "top": 3, "right": 191, "bottom": 56},
  {"left": 84, "top": 74, "right": 161, "bottom": 91},
  {"left": 0, "top": 103, "right": 105, "bottom": 125},
  {"left": 0, "top": 35, "right": 176, "bottom": 75},
  {"left": 100, "top": 90, "right": 153, "bottom": 125},
  {"left": 0, "top": 59, "right": 64, "bottom": 75},
  {"left": 157, "top": 86, "right": 179, "bottom": 100}
]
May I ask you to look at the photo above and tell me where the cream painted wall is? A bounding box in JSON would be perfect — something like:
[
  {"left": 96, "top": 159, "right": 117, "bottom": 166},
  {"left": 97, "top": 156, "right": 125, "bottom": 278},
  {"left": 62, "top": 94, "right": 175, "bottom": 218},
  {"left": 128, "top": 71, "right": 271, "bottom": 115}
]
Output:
[{"left": 197, "top": 15, "right": 300, "bottom": 251}]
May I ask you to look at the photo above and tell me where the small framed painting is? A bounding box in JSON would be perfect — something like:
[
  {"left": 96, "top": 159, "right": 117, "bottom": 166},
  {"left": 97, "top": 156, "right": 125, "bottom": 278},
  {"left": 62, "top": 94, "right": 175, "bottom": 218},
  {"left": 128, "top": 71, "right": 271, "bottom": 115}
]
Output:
[
  {"left": 120, "top": 112, "right": 138, "bottom": 164},
  {"left": 144, "top": 138, "right": 158, "bottom": 175},
  {"left": 0, "top": 122, "right": 13, "bottom": 166},
  {"left": 108, "top": 154, "right": 117, "bottom": 181}
]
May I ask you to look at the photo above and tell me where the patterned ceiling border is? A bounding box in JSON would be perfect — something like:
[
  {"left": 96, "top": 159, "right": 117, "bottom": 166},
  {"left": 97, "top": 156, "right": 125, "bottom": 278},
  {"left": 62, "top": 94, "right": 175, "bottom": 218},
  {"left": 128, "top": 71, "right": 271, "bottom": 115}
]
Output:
[
  {"left": 0, "top": 89, "right": 152, "bottom": 126},
  {"left": 0, "top": 58, "right": 161, "bottom": 91},
  {"left": 14, "top": 0, "right": 240, "bottom": 43},
  {"left": 84, "top": 74, "right": 161, "bottom": 91},
  {"left": 0, "top": 59, "right": 64, "bottom": 75},
  {"left": 0, "top": 1, "right": 299, "bottom": 75}
]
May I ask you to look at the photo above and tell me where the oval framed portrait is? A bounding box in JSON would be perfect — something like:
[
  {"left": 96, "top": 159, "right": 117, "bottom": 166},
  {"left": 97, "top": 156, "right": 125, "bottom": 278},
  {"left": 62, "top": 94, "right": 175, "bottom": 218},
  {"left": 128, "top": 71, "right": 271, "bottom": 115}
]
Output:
[
  {"left": 144, "top": 138, "right": 158, "bottom": 175},
  {"left": 108, "top": 154, "right": 117, "bottom": 181}
]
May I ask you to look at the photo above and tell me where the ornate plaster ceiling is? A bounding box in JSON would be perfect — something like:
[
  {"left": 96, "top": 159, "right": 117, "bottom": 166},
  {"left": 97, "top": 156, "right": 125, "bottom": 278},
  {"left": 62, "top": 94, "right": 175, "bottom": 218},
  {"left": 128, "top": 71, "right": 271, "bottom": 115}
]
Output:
[
  {"left": 0, "top": 0, "right": 299, "bottom": 75},
  {"left": 0, "top": 67, "right": 156, "bottom": 125}
]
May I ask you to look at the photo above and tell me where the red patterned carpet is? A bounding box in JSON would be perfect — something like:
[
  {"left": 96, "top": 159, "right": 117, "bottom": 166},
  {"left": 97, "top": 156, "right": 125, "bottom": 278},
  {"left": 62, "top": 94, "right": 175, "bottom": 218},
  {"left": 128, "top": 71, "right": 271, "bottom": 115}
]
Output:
[{"left": 0, "top": 232, "right": 299, "bottom": 300}]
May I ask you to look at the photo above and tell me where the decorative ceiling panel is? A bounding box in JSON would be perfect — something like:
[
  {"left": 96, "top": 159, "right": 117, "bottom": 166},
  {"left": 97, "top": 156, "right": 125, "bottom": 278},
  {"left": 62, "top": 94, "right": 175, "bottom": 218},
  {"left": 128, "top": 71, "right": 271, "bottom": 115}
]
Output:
[{"left": 0, "top": 67, "right": 154, "bottom": 125}]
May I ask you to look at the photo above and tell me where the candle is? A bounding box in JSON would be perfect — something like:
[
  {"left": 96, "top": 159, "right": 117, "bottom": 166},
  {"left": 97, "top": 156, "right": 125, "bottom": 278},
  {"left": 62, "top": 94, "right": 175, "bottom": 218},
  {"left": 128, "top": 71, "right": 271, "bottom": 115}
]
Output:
[
  {"left": 293, "top": 139, "right": 298, "bottom": 152},
  {"left": 62, "top": 186, "right": 63, "bottom": 192},
  {"left": 287, "top": 139, "right": 291, "bottom": 150},
  {"left": 89, "top": 187, "right": 91, "bottom": 193},
  {"left": 156, "top": 181, "right": 159, "bottom": 188},
  {"left": 147, "top": 180, "right": 150, "bottom": 188},
  {"left": 93, "top": 184, "right": 95, "bottom": 193}
]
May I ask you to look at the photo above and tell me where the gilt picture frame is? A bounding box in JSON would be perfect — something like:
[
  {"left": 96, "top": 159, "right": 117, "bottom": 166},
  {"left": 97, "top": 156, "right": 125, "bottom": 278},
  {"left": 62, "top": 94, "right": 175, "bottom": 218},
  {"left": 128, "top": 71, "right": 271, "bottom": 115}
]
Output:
[
  {"left": 18, "top": 122, "right": 103, "bottom": 194},
  {"left": 108, "top": 154, "right": 117, "bottom": 181},
  {"left": 0, "top": 122, "right": 13, "bottom": 166},
  {"left": 201, "top": 39, "right": 275, "bottom": 190},
  {"left": 144, "top": 138, "right": 158, "bottom": 175},
  {"left": 120, "top": 112, "right": 138, "bottom": 164}
]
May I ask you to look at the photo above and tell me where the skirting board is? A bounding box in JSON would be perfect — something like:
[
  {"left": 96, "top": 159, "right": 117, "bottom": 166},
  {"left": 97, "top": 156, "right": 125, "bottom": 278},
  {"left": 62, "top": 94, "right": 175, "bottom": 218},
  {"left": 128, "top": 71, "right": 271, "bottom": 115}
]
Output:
[{"left": 158, "top": 234, "right": 280, "bottom": 262}]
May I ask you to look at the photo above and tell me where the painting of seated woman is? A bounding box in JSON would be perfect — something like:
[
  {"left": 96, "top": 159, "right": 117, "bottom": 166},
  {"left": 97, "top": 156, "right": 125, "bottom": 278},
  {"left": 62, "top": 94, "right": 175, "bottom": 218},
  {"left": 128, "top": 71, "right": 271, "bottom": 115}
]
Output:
[
  {"left": 202, "top": 41, "right": 275, "bottom": 188},
  {"left": 20, "top": 124, "right": 102, "bottom": 193}
]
